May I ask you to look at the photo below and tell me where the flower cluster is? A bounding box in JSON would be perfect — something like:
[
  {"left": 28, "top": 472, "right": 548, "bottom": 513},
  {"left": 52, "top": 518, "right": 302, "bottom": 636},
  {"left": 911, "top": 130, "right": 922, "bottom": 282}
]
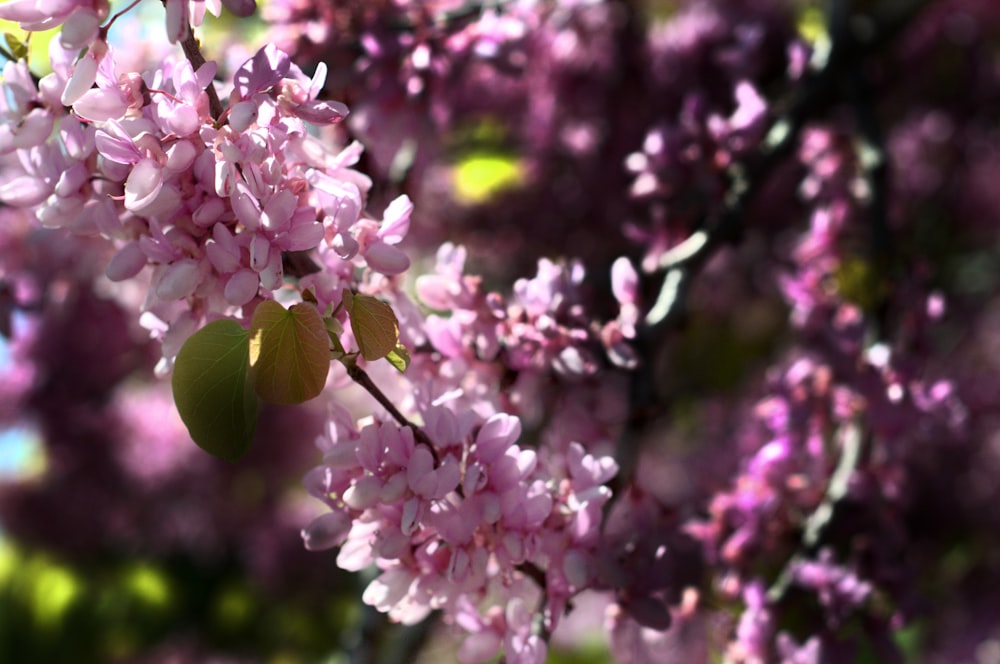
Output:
[
  {"left": 302, "top": 405, "right": 617, "bottom": 663},
  {"left": 0, "top": 23, "right": 417, "bottom": 371}
]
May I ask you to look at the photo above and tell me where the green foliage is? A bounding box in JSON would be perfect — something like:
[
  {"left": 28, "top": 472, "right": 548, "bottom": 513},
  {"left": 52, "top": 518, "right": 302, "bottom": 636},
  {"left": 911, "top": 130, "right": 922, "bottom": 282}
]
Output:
[
  {"left": 796, "top": 5, "right": 828, "bottom": 45},
  {"left": 834, "top": 256, "right": 887, "bottom": 312},
  {"left": 3, "top": 32, "right": 28, "bottom": 61},
  {"left": 452, "top": 151, "right": 523, "bottom": 204},
  {"left": 385, "top": 342, "right": 411, "bottom": 373},
  {"left": 0, "top": 23, "right": 57, "bottom": 74},
  {"left": 547, "top": 641, "right": 614, "bottom": 664},
  {"left": 894, "top": 621, "right": 925, "bottom": 664},
  {"left": 0, "top": 542, "right": 354, "bottom": 663},
  {"left": 342, "top": 290, "right": 400, "bottom": 362},
  {"left": 664, "top": 302, "right": 786, "bottom": 399},
  {"left": 249, "top": 301, "right": 331, "bottom": 405},
  {"left": 172, "top": 319, "right": 258, "bottom": 461}
]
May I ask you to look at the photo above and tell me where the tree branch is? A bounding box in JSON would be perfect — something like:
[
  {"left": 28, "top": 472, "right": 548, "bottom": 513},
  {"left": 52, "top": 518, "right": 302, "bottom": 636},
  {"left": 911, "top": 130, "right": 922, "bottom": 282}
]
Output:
[
  {"left": 342, "top": 357, "right": 440, "bottom": 462},
  {"left": 178, "top": 26, "right": 225, "bottom": 121},
  {"left": 609, "top": 0, "right": 934, "bottom": 501},
  {"left": 768, "top": 420, "right": 865, "bottom": 601}
]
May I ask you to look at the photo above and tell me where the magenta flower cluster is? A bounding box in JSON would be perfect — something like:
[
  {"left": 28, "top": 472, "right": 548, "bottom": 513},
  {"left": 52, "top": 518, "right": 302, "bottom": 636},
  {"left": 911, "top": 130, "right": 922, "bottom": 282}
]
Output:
[
  {"left": 302, "top": 406, "right": 616, "bottom": 664},
  {"left": 0, "top": 3, "right": 413, "bottom": 375}
]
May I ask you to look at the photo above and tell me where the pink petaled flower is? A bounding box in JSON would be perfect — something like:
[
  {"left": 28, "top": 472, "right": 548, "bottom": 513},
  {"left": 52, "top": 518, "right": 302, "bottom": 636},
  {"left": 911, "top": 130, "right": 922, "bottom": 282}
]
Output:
[
  {"left": 61, "top": 39, "right": 108, "bottom": 106},
  {"left": 728, "top": 581, "right": 774, "bottom": 663},
  {"left": 474, "top": 412, "right": 522, "bottom": 463},
  {"left": 407, "top": 446, "right": 460, "bottom": 500},
  {"left": 233, "top": 43, "right": 291, "bottom": 99},
  {"left": 777, "top": 633, "right": 822, "bottom": 664},
  {"left": 72, "top": 48, "right": 146, "bottom": 122},
  {"left": 148, "top": 58, "right": 216, "bottom": 136},
  {"left": 363, "top": 566, "right": 433, "bottom": 625},
  {"left": 504, "top": 258, "right": 598, "bottom": 376},
  {"left": 707, "top": 80, "right": 768, "bottom": 154},
  {"left": 163, "top": 0, "right": 248, "bottom": 43},
  {"left": 354, "top": 195, "right": 414, "bottom": 275},
  {"left": 0, "top": 0, "right": 108, "bottom": 32},
  {"left": 0, "top": 60, "right": 55, "bottom": 154},
  {"left": 275, "top": 61, "right": 349, "bottom": 125},
  {"left": 310, "top": 169, "right": 364, "bottom": 258},
  {"left": 301, "top": 510, "right": 353, "bottom": 552},
  {"left": 566, "top": 442, "right": 617, "bottom": 510},
  {"left": 94, "top": 119, "right": 143, "bottom": 164},
  {"left": 123, "top": 159, "right": 165, "bottom": 213},
  {"left": 601, "top": 256, "right": 641, "bottom": 368},
  {"left": 416, "top": 242, "right": 474, "bottom": 310},
  {"left": 301, "top": 392, "right": 621, "bottom": 662},
  {"left": 790, "top": 549, "right": 872, "bottom": 628},
  {"left": 0, "top": 143, "right": 60, "bottom": 209},
  {"left": 504, "top": 598, "right": 548, "bottom": 664},
  {"left": 59, "top": 6, "right": 102, "bottom": 50},
  {"left": 610, "top": 257, "right": 640, "bottom": 338}
]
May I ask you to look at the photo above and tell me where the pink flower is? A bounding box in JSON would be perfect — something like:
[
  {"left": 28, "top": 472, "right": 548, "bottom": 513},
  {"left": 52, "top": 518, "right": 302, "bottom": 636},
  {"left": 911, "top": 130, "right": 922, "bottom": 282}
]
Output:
[{"left": 0, "top": 0, "right": 107, "bottom": 32}]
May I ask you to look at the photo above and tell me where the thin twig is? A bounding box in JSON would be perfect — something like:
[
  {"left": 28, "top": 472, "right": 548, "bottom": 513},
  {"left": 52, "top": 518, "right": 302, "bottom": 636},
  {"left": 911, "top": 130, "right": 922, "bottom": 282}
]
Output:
[
  {"left": 846, "top": 40, "right": 893, "bottom": 342},
  {"left": 343, "top": 357, "right": 440, "bottom": 461},
  {"left": 348, "top": 570, "right": 386, "bottom": 664},
  {"left": 102, "top": 0, "right": 144, "bottom": 32},
  {"left": 768, "top": 421, "right": 865, "bottom": 601}
]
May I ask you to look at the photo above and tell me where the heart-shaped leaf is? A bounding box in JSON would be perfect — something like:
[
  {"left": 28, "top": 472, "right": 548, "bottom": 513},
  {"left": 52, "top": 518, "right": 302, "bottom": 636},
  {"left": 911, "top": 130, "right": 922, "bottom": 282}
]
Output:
[
  {"left": 172, "top": 319, "right": 258, "bottom": 461},
  {"left": 342, "top": 289, "right": 399, "bottom": 361},
  {"left": 249, "top": 300, "right": 330, "bottom": 405}
]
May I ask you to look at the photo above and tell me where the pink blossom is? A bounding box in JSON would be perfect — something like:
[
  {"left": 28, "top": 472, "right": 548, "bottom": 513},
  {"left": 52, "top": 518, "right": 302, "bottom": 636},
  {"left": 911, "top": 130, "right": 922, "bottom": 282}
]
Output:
[{"left": 0, "top": 0, "right": 107, "bottom": 32}]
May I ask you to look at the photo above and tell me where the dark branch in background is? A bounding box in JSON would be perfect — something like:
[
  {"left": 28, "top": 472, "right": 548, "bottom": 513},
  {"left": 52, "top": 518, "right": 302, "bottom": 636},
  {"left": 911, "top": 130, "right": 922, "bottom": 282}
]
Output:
[
  {"left": 348, "top": 581, "right": 384, "bottom": 664},
  {"left": 768, "top": 421, "right": 865, "bottom": 601},
  {"left": 763, "top": 0, "right": 866, "bottom": 605},
  {"left": 385, "top": 614, "right": 439, "bottom": 664},
  {"left": 515, "top": 562, "right": 554, "bottom": 643},
  {"left": 644, "top": 0, "right": 927, "bottom": 331},
  {"left": 345, "top": 572, "right": 438, "bottom": 664},
  {"left": 846, "top": 21, "right": 894, "bottom": 344},
  {"left": 607, "top": 0, "right": 934, "bottom": 499}
]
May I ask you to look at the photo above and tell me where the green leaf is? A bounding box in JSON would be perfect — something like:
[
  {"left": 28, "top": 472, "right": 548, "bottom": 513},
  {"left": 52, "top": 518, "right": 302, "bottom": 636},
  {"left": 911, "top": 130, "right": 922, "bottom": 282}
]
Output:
[
  {"left": 172, "top": 319, "right": 258, "bottom": 461},
  {"left": 4, "top": 32, "right": 28, "bottom": 61},
  {"left": 0, "top": 23, "right": 59, "bottom": 75},
  {"left": 385, "top": 343, "right": 410, "bottom": 373},
  {"left": 452, "top": 150, "right": 522, "bottom": 204},
  {"left": 325, "top": 316, "right": 346, "bottom": 359},
  {"left": 342, "top": 289, "right": 399, "bottom": 361},
  {"left": 248, "top": 300, "right": 330, "bottom": 405}
]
